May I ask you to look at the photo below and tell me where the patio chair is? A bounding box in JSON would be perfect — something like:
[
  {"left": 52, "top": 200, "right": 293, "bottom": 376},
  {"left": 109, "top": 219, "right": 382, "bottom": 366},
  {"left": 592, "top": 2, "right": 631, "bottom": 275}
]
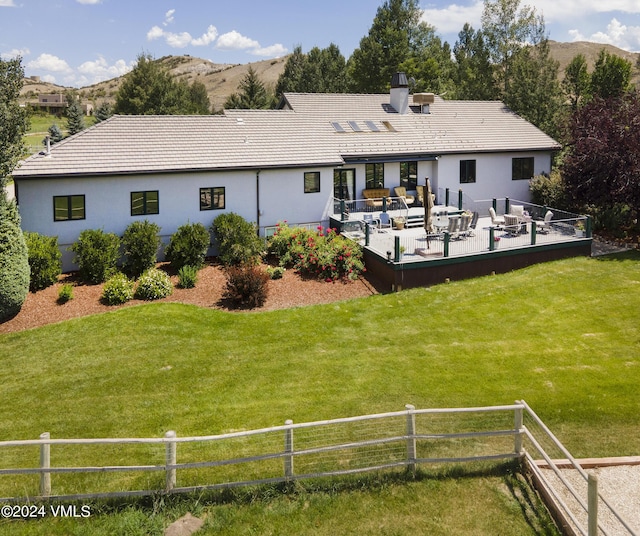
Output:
[
  {"left": 394, "top": 187, "right": 415, "bottom": 205},
  {"left": 458, "top": 213, "right": 471, "bottom": 238},
  {"left": 504, "top": 214, "right": 520, "bottom": 236},
  {"left": 489, "top": 207, "right": 505, "bottom": 227},
  {"left": 447, "top": 216, "right": 460, "bottom": 239},
  {"left": 378, "top": 212, "right": 392, "bottom": 230},
  {"left": 433, "top": 213, "right": 449, "bottom": 236},
  {"left": 468, "top": 211, "right": 479, "bottom": 236},
  {"left": 415, "top": 185, "right": 424, "bottom": 205},
  {"left": 536, "top": 210, "right": 553, "bottom": 234}
]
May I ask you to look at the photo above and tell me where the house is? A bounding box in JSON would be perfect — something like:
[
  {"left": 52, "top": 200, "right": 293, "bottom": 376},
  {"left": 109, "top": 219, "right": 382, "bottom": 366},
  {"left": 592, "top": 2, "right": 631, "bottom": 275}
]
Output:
[
  {"left": 29, "top": 93, "right": 94, "bottom": 116},
  {"left": 12, "top": 73, "right": 560, "bottom": 271}
]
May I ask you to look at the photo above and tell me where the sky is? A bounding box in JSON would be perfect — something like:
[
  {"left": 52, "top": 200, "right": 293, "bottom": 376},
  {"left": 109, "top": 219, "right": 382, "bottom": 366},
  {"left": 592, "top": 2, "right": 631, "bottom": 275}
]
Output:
[{"left": 1, "top": 0, "right": 640, "bottom": 88}]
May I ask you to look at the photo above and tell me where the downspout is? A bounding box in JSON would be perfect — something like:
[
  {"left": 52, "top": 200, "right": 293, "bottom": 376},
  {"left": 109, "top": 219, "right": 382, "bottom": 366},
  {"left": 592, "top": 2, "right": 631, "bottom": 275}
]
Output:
[{"left": 256, "top": 169, "right": 261, "bottom": 235}]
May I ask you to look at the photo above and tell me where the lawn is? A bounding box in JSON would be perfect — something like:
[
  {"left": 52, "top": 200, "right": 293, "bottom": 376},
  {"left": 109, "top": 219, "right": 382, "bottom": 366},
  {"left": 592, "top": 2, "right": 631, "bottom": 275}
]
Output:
[{"left": 0, "top": 250, "right": 638, "bottom": 534}]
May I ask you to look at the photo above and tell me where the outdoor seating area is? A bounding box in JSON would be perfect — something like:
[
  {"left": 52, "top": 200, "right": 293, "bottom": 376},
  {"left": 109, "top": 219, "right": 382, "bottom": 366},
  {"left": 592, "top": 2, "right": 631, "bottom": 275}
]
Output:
[{"left": 330, "top": 196, "right": 591, "bottom": 290}]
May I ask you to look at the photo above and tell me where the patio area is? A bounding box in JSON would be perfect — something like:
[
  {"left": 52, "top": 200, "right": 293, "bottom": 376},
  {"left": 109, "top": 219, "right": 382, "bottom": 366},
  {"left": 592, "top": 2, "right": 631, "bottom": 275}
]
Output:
[{"left": 330, "top": 197, "right": 592, "bottom": 291}]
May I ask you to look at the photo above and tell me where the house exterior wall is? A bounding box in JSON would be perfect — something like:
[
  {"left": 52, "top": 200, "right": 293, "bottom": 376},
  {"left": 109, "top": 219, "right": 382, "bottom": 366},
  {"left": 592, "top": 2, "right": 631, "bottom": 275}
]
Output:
[
  {"left": 16, "top": 151, "right": 554, "bottom": 272},
  {"left": 435, "top": 151, "right": 552, "bottom": 202}
]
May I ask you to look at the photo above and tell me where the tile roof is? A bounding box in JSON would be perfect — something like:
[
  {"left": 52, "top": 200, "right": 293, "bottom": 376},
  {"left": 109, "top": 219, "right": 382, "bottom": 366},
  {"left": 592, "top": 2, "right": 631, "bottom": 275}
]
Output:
[{"left": 13, "top": 92, "right": 560, "bottom": 179}]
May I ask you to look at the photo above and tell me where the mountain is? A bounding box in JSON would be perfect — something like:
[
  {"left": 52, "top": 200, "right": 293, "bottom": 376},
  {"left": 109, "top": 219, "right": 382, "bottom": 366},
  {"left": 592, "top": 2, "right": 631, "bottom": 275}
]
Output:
[{"left": 19, "top": 42, "right": 639, "bottom": 111}]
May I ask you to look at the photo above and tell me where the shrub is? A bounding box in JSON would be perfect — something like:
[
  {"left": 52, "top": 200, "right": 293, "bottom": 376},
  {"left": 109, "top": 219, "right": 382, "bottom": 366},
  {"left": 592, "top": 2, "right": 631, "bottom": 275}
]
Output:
[
  {"left": 222, "top": 264, "right": 269, "bottom": 309},
  {"left": 135, "top": 268, "right": 173, "bottom": 301},
  {"left": 265, "top": 266, "right": 285, "bottom": 280},
  {"left": 530, "top": 171, "right": 569, "bottom": 210},
  {"left": 164, "top": 223, "right": 210, "bottom": 270},
  {"left": 122, "top": 220, "right": 162, "bottom": 277},
  {"left": 70, "top": 229, "right": 120, "bottom": 284},
  {"left": 177, "top": 265, "right": 198, "bottom": 289},
  {"left": 211, "top": 212, "right": 263, "bottom": 267},
  {"left": 267, "top": 222, "right": 365, "bottom": 282},
  {"left": 57, "top": 284, "right": 73, "bottom": 304},
  {"left": 24, "top": 232, "right": 62, "bottom": 292},
  {"left": 101, "top": 273, "right": 135, "bottom": 305},
  {"left": 0, "top": 193, "right": 30, "bottom": 321}
]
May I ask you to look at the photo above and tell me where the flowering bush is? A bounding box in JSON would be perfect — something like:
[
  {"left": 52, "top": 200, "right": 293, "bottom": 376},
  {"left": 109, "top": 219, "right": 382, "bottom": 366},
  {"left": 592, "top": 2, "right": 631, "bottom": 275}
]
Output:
[
  {"left": 267, "top": 222, "right": 364, "bottom": 282},
  {"left": 101, "top": 273, "right": 135, "bottom": 305},
  {"left": 135, "top": 268, "right": 173, "bottom": 301}
]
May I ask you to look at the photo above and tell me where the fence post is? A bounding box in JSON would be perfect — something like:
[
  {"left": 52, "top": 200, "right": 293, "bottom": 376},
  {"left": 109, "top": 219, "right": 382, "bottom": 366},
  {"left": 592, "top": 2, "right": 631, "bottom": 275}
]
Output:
[
  {"left": 445, "top": 188, "right": 450, "bottom": 206},
  {"left": 165, "top": 430, "right": 177, "bottom": 492},
  {"left": 588, "top": 473, "right": 598, "bottom": 536},
  {"left": 458, "top": 189, "right": 463, "bottom": 210},
  {"left": 394, "top": 235, "right": 401, "bottom": 262},
  {"left": 443, "top": 232, "right": 450, "bottom": 257},
  {"left": 365, "top": 222, "right": 370, "bottom": 246},
  {"left": 340, "top": 199, "right": 346, "bottom": 221},
  {"left": 405, "top": 405, "right": 416, "bottom": 474},
  {"left": 489, "top": 227, "right": 495, "bottom": 251},
  {"left": 284, "top": 419, "right": 294, "bottom": 480},
  {"left": 505, "top": 197, "right": 510, "bottom": 215},
  {"left": 586, "top": 216, "right": 592, "bottom": 238},
  {"left": 39, "top": 432, "right": 51, "bottom": 497},
  {"left": 514, "top": 405, "right": 523, "bottom": 456},
  {"left": 531, "top": 222, "right": 537, "bottom": 245}
]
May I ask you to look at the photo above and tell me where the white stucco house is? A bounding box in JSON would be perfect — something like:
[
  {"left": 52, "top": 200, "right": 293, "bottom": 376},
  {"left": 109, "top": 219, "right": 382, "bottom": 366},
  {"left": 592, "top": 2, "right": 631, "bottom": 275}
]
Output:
[{"left": 12, "top": 73, "right": 560, "bottom": 271}]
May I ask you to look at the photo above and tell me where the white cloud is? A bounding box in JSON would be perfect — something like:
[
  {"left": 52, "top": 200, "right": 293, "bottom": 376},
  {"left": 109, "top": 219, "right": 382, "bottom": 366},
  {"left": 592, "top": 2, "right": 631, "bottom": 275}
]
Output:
[
  {"left": 76, "top": 0, "right": 101, "bottom": 4},
  {"left": 215, "top": 30, "right": 260, "bottom": 51},
  {"left": 191, "top": 25, "right": 218, "bottom": 46},
  {"left": 165, "top": 31, "right": 193, "bottom": 48},
  {"left": 569, "top": 18, "right": 640, "bottom": 51},
  {"left": 147, "top": 26, "right": 164, "bottom": 40},
  {"left": 251, "top": 43, "right": 288, "bottom": 57},
  {"left": 1, "top": 48, "right": 30, "bottom": 60},
  {"left": 164, "top": 9, "right": 175, "bottom": 26},
  {"left": 421, "top": 1, "right": 484, "bottom": 34},
  {"left": 27, "top": 53, "right": 73, "bottom": 73},
  {"left": 0, "top": 0, "right": 16, "bottom": 6},
  {"left": 77, "top": 56, "right": 133, "bottom": 84}
]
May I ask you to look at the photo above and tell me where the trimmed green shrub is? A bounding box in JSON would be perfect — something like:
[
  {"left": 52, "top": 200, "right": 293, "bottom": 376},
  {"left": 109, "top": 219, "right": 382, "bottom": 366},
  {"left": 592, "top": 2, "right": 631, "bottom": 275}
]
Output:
[
  {"left": 222, "top": 264, "right": 269, "bottom": 309},
  {"left": 122, "top": 220, "right": 162, "bottom": 277},
  {"left": 101, "top": 273, "right": 135, "bottom": 305},
  {"left": 70, "top": 229, "right": 120, "bottom": 284},
  {"left": 135, "top": 268, "right": 173, "bottom": 301},
  {"left": 24, "top": 232, "right": 62, "bottom": 292},
  {"left": 0, "top": 192, "right": 30, "bottom": 321},
  {"left": 265, "top": 265, "right": 285, "bottom": 280},
  {"left": 211, "top": 212, "right": 263, "bottom": 267},
  {"left": 177, "top": 265, "right": 198, "bottom": 289},
  {"left": 164, "top": 223, "right": 210, "bottom": 270},
  {"left": 57, "top": 283, "right": 73, "bottom": 304}
]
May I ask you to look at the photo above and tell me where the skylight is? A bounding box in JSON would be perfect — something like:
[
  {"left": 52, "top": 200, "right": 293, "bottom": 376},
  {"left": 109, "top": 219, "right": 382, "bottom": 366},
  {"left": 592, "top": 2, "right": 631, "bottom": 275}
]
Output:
[
  {"left": 331, "top": 122, "right": 346, "bottom": 133},
  {"left": 348, "top": 121, "right": 362, "bottom": 132},
  {"left": 365, "top": 121, "right": 380, "bottom": 132}
]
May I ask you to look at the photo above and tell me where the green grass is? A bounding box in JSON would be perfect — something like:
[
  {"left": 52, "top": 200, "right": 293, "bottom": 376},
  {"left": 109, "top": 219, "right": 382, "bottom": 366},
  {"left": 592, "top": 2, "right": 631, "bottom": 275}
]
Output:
[
  {"left": 1, "top": 250, "right": 638, "bottom": 534},
  {"left": 23, "top": 113, "right": 98, "bottom": 150}
]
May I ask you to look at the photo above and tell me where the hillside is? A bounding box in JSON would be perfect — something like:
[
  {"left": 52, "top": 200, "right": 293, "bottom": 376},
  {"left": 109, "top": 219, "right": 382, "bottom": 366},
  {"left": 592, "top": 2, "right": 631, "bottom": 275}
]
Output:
[{"left": 19, "top": 41, "right": 639, "bottom": 112}]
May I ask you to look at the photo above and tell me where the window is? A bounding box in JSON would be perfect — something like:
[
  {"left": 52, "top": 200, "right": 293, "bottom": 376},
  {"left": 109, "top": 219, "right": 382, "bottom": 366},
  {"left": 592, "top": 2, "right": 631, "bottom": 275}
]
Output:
[
  {"left": 460, "top": 160, "right": 476, "bottom": 183},
  {"left": 131, "top": 190, "right": 159, "bottom": 216},
  {"left": 200, "top": 187, "right": 225, "bottom": 210},
  {"left": 400, "top": 161, "right": 418, "bottom": 190},
  {"left": 53, "top": 195, "right": 85, "bottom": 221},
  {"left": 512, "top": 157, "right": 534, "bottom": 180},
  {"left": 365, "top": 163, "right": 384, "bottom": 189},
  {"left": 304, "top": 172, "right": 321, "bottom": 194}
]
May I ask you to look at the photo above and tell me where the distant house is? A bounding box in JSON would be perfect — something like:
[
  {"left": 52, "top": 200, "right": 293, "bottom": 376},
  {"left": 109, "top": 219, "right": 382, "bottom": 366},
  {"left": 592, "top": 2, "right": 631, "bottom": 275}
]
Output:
[
  {"left": 13, "top": 73, "right": 560, "bottom": 271},
  {"left": 30, "top": 93, "right": 94, "bottom": 116}
]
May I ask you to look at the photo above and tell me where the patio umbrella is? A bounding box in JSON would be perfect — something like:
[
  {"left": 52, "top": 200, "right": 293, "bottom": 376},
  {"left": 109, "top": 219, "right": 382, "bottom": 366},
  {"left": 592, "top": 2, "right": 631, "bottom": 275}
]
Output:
[{"left": 424, "top": 178, "right": 434, "bottom": 234}]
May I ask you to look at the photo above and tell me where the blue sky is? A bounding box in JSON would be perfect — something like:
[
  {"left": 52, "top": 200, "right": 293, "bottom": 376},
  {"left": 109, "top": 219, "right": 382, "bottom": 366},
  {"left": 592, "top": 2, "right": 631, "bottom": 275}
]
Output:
[{"left": 2, "top": 0, "right": 640, "bottom": 87}]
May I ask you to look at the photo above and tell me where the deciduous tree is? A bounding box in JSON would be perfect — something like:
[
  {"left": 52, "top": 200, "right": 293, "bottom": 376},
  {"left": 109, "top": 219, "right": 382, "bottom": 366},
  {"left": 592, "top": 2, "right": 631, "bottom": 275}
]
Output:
[
  {"left": 590, "top": 49, "right": 632, "bottom": 100},
  {"left": 562, "top": 54, "right": 590, "bottom": 111},
  {"left": 453, "top": 23, "right": 496, "bottom": 100}
]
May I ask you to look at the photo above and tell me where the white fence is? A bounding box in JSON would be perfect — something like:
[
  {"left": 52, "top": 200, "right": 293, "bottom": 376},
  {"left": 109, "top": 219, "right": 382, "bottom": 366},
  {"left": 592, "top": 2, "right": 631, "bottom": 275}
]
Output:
[{"left": 0, "top": 402, "right": 634, "bottom": 535}]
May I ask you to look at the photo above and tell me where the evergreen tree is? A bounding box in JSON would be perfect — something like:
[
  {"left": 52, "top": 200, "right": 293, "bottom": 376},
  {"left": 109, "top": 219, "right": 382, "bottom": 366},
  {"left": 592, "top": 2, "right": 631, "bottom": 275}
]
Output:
[
  {"left": 66, "top": 99, "right": 86, "bottom": 136},
  {"left": 276, "top": 46, "right": 306, "bottom": 96},
  {"left": 47, "top": 124, "right": 64, "bottom": 144},
  {"left": 224, "top": 67, "right": 275, "bottom": 109},
  {"left": 504, "top": 27, "right": 562, "bottom": 138},
  {"left": 276, "top": 44, "right": 348, "bottom": 96},
  {"left": 0, "top": 57, "right": 29, "bottom": 188},
  {"left": 590, "top": 49, "right": 632, "bottom": 100},
  {"left": 0, "top": 190, "right": 30, "bottom": 321},
  {"left": 94, "top": 101, "right": 113, "bottom": 122},
  {"left": 562, "top": 54, "right": 590, "bottom": 111},
  {"left": 453, "top": 24, "right": 496, "bottom": 100},
  {"left": 347, "top": 0, "right": 424, "bottom": 92},
  {"left": 114, "top": 53, "right": 211, "bottom": 115}
]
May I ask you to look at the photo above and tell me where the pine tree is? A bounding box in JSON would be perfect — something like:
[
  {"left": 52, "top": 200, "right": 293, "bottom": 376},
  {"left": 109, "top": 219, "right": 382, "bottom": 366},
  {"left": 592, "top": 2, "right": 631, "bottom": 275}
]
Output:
[
  {"left": 66, "top": 99, "right": 86, "bottom": 136},
  {"left": 94, "top": 101, "right": 113, "bottom": 122},
  {"left": 224, "top": 67, "right": 274, "bottom": 109}
]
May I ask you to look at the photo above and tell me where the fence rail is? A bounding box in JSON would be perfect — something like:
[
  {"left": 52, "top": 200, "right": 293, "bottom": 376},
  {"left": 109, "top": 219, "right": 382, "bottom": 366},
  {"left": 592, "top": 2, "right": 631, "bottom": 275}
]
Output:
[{"left": 0, "top": 402, "right": 634, "bottom": 534}]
